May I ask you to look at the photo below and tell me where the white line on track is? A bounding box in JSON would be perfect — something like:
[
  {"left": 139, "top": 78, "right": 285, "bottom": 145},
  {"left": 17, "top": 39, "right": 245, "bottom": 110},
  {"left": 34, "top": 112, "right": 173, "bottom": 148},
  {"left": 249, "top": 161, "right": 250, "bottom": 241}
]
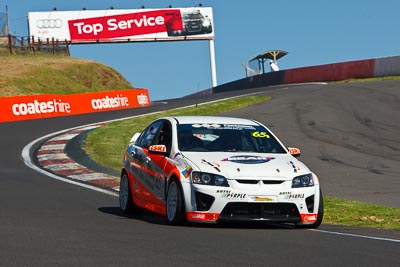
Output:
[{"left": 310, "top": 229, "right": 400, "bottom": 243}]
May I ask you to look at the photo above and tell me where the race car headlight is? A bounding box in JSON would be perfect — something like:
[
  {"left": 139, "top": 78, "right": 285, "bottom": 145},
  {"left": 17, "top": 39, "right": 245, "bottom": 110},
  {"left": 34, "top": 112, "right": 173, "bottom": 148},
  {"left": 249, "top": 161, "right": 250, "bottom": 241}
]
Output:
[
  {"left": 292, "top": 174, "right": 314, "bottom": 188},
  {"left": 192, "top": 172, "right": 229, "bottom": 187}
]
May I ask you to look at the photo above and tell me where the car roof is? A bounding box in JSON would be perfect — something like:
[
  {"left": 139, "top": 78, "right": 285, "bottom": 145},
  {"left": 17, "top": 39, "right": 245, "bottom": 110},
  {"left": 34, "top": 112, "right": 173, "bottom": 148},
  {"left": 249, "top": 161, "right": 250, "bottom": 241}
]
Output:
[{"left": 171, "top": 116, "right": 260, "bottom": 126}]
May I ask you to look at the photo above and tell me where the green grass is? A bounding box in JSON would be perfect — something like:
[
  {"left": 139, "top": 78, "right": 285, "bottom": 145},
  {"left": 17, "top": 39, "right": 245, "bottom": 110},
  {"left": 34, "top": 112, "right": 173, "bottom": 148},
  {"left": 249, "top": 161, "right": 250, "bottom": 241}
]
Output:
[
  {"left": 84, "top": 95, "right": 270, "bottom": 170},
  {"left": 335, "top": 76, "right": 400, "bottom": 83},
  {"left": 324, "top": 197, "right": 400, "bottom": 230},
  {"left": 0, "top": 54, "right": 132, "bottom": 96},
  {"left": 83, "top": 95, "right": 400, "bottom": 231}
]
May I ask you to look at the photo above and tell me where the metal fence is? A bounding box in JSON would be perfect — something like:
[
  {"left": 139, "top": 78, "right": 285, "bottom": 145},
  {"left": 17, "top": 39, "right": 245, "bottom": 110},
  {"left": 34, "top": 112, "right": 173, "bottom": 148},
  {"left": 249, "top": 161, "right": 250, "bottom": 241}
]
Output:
[{"left": 0, "top": 34, "right": 70, "bottom": 56}]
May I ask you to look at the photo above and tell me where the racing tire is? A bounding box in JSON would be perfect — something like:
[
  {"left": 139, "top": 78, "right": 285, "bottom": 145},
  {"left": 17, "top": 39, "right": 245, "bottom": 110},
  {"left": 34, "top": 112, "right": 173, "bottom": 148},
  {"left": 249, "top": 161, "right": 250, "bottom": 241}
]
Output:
[
  {"left": 296, "top": 190, "right": 324, "bottom": 229},
  {"left": 119, "top": 171, "right": 140, "bottom": 214},
  {"left": 166, "top": 178, "right": 186, "bottom": 225}
]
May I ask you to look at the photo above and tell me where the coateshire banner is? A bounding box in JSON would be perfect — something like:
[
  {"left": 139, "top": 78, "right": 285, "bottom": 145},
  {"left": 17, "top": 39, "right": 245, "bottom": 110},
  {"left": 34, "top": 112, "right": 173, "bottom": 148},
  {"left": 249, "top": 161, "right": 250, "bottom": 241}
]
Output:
[
  {"left": 28, "top": 7, "right": 214, "bottom": 43},
  {"left": 0, "top": 89, "right": 150, "bottom": 122}
]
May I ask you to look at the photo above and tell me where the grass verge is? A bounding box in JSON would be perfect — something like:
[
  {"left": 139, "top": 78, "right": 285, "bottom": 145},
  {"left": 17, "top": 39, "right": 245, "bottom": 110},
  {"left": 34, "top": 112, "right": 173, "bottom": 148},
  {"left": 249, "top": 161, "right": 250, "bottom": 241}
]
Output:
[
  {"left": 324, "top": 197, "right": 400, "bottom": 230},
  {"left": 335, "top": 76, "right": 400, "bottom": 83},
  {"left": 0, "top": 54, "right": 132, "bottom": 96},
  {"left": 84, "top": 95, "right": 400, "bottom": 231}
]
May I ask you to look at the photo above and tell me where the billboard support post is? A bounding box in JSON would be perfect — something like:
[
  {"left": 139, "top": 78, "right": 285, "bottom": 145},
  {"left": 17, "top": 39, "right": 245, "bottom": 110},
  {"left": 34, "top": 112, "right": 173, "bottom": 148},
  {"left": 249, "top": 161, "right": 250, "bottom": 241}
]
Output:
[{"left": 209, "top": 39, "right": 217, "bottom": 88}]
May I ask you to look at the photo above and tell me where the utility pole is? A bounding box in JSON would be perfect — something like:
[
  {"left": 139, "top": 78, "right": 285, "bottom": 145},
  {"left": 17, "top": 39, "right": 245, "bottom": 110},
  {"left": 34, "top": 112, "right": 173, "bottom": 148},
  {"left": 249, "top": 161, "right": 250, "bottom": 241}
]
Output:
[
  {"left": 5, "top": 4, "right": 10, "bottom": 35},
  {"left": 0, "top": 3, "right": 10, "bottom": 36}
]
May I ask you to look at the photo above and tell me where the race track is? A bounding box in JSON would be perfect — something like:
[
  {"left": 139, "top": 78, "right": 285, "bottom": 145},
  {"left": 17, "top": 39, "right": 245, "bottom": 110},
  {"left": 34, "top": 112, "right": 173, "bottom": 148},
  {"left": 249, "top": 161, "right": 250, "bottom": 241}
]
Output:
[
  {"left": 0, "top": 81, "right": 399, "bottom": 266},
  {"left": 226, "top": 81, "right": 400, "bottom": 207}
]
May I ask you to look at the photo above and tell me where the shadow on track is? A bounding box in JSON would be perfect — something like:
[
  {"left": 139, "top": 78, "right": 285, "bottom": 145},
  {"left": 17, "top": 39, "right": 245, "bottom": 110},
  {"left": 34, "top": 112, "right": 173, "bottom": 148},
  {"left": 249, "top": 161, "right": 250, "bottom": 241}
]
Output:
[{"left": 98, "top": 206, "right": 298, "bottom": 230}]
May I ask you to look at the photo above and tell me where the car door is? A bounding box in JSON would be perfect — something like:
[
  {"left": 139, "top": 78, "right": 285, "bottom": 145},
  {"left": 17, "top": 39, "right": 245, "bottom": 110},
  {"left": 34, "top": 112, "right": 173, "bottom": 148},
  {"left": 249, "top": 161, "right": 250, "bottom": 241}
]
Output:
[{"left": 132, "top": 120, "right": 169, "bottom": 214}]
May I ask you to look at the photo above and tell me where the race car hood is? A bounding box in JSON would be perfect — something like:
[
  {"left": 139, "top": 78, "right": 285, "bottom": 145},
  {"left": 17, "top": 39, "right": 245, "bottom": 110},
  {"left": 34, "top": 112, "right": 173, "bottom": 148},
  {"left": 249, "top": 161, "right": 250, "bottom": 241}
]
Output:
[{"left": 181, "top": 152, "right": 310, "bottom": 180}]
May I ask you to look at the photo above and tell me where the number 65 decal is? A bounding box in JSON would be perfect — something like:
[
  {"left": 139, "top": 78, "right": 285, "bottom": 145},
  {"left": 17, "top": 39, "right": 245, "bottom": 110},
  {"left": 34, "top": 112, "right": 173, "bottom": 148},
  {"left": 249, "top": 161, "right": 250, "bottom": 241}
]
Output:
[{"left": 252, "top": 131, "right": 270, "bottom": 138}]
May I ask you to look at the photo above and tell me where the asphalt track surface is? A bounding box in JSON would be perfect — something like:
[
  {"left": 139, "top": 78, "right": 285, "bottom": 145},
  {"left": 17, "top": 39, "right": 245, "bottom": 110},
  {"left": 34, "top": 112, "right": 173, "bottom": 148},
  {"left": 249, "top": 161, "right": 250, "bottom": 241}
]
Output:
[{"left": 1, "top": 81, "right": 399, "bottom": 266}]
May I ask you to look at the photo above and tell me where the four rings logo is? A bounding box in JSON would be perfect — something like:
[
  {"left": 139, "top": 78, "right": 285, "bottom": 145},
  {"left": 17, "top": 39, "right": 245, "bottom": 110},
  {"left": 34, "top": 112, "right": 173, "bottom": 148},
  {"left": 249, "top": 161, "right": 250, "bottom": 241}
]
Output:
[{"left": 36, "top": 19, "right": 63, "bottom": 29}]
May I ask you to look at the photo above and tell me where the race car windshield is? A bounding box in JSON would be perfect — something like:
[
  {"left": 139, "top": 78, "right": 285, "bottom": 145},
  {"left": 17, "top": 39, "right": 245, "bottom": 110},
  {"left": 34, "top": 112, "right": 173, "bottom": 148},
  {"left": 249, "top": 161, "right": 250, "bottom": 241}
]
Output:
[{"left": 177, "top": 123, "right": 286, "bottom": 153}]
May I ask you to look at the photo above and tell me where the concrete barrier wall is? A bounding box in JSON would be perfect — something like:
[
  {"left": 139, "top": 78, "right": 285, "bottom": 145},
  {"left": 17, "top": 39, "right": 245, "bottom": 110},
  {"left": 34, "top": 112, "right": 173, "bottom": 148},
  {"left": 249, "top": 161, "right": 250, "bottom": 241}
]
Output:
[
  {"left": 374, "top": 55, "right": 400, "bottom": 77},
  {"left": 283, "top": 59, "right": 375, "bottom": 84},
  {"left": 212, "top": 71, "right": 285, "bottom": 93},
  {"left": 207, "top": 55, "right": 400, "bottom": 95}
]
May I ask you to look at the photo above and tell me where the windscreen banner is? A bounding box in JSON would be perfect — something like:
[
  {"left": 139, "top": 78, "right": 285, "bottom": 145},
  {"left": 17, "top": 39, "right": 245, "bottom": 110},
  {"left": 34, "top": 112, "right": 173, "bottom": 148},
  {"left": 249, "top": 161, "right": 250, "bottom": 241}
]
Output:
[
  {"left": 0, "top": 89, "right": 150, "bottom": 123},
  {"left": 28, "top": 7, "right": 214, "bottom": 43}
]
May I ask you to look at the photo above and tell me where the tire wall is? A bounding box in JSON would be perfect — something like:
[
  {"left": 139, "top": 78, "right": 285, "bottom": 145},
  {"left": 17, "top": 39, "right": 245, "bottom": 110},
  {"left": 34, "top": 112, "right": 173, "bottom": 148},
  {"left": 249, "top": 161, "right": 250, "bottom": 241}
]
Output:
[{"left": 209, "top": 55, "right": 400, "bottom": 94}]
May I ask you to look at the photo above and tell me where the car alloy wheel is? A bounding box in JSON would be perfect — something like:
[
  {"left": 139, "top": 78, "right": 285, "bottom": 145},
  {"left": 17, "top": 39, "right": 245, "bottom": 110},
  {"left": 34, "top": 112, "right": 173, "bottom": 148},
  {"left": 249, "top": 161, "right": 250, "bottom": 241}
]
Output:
[
  {"left": 119, "top": 172, "right": 137, "bottom": 214},
  {"left": 166, "top": 178, "right": 185, "bottom": 225}
]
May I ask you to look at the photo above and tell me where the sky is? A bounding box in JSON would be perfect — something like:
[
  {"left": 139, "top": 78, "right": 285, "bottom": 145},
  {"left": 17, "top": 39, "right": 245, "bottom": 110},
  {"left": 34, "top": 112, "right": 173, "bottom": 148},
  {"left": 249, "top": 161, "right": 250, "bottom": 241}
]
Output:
[{"left": 2, "top": 0, "right": 400, "bottom": 101}]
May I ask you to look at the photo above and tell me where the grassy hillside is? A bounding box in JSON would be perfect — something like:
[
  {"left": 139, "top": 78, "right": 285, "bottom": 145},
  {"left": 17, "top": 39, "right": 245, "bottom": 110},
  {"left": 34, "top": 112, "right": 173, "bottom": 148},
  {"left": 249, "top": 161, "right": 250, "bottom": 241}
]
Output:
[{"left": 0, "top": 54, "right": 133, "bottom": 97}]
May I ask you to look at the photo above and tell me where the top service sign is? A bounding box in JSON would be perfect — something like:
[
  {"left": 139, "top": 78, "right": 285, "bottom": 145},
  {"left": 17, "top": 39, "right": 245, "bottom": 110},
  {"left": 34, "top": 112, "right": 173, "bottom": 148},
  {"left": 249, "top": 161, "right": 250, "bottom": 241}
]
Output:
[{"left": 28, "top": 7, "right": 214, "bottom": 43}]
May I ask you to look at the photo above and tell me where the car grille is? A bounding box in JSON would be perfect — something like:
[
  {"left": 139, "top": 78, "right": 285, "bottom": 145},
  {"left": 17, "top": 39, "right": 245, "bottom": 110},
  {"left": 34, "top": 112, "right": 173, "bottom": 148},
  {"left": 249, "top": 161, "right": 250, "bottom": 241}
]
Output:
[
  {"left": 235, "top": 179, "right": 284, "bottom": 185},
  {"left": 218, "top": 203, "right": 301, "bottom": 223}
]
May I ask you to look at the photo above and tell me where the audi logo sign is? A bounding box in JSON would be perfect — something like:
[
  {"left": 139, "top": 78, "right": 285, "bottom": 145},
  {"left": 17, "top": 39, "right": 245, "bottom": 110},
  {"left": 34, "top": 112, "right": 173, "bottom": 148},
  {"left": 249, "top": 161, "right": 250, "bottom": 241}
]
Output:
[{"left": 36, "top": 19, "right": 63, "bottom": 29}]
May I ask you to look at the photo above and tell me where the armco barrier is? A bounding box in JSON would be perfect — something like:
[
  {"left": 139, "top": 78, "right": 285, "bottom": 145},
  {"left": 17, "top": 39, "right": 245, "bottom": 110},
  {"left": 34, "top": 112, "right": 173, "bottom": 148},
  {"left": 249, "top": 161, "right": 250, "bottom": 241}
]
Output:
[{"left": 0, "top": 89, "right": 150, "bottom": 123}]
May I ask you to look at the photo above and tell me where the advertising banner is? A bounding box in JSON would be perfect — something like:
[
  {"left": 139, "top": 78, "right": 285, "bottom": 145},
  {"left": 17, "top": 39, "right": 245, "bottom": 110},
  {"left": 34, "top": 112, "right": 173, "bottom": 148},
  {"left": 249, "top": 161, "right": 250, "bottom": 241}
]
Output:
[
  {"left": 0, "top": 89, "right": 150, "bottom": 123},
  {"left": 28, "top": 7, "right": 214, "bottom": 43}
]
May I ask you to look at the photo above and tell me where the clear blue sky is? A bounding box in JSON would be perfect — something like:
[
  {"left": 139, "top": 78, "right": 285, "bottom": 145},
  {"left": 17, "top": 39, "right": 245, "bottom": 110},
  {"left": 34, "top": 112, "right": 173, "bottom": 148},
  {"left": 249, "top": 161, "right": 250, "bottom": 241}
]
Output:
[{"left": 3, "top": 0, "right": 400, "bottom": 100}]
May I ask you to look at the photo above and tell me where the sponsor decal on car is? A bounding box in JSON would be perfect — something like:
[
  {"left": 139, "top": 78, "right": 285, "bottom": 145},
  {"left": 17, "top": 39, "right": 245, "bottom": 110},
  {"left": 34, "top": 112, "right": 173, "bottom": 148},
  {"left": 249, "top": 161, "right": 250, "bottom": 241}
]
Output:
[
  {"left": 288, "top": 193, "right": 304, "bottom": 199},
  {"left": 216, "top": 190, "right": 247, "bottom": 199},
  {"left": 149, "top": 145, "right": 167, "bottom": 153},
  {"left": 252, "top": 131, "right": 270, "bottom": 138},
  {"left": 201, "top": 159, "right": 221, "bottom": 172},
  {"left": 279, "top": 192, "right": 305, "bottom": 199},
  {"left": 301, "top": 214, "right": 318, "bottom": 223},
  {"left": 248, "top": 196, "right": 276, "bottom": 202},
  {"left": 173, "top": 153, "right": 193, "bottom": 178},
  {"left": 288, "top": 161, "right": 300, "bottom": 173},
  {"left": 279, "top": 191, "right": 305, "bottom": 200},
  {"left": 222, "top": 155, "right": 275, "bottom": 164},
  {"left": 186, "top": 212, "right": 219, "bottom": 221},
  {"left": 192, "top": 123, "right": 221, "bottom": 129},
  {"left": 181, "top": 165, "right": 193, "bottom": 178}
]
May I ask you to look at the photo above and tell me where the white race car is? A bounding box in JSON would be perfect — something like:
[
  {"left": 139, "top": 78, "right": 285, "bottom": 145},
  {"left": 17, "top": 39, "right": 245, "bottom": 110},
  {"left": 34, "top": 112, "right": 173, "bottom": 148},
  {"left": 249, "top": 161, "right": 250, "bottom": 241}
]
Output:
[{"left": 119, "top": 116, "right": 323, "bottom": 228}]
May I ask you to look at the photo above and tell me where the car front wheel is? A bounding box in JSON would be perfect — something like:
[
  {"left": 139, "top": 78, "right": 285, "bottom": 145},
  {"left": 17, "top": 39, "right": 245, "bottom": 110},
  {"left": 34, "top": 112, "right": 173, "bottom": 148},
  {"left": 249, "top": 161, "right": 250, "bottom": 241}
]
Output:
[
  {"left": 119, "top": 172, "right": 139, "bottom": 214},
  {"left": 166, "top": 178, "right": 185, "bottom": 225}
]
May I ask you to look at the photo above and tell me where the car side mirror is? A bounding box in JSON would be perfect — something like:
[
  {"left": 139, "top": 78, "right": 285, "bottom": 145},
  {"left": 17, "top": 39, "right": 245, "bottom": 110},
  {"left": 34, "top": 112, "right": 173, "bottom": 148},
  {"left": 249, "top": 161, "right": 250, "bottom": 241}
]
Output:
[
  {"left": 148, "top": 145, "right": 168, "bottom": 156},
  {"left": 129, "top": 132, "right": 141, "bottom": 143},
  {"left": 288, "top": 147, "right": 301, "bottom": 157}
]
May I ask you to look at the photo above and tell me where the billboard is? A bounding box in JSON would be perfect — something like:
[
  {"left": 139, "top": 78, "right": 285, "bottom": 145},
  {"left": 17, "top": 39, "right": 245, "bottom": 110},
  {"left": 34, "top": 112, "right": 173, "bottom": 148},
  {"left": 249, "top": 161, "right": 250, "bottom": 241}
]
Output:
[
  {"left": 28, "top": 7, "right": 214, "bottom": 43},
  {"left": 0, "top": 89, "right": 150, "bottom": 122}
]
